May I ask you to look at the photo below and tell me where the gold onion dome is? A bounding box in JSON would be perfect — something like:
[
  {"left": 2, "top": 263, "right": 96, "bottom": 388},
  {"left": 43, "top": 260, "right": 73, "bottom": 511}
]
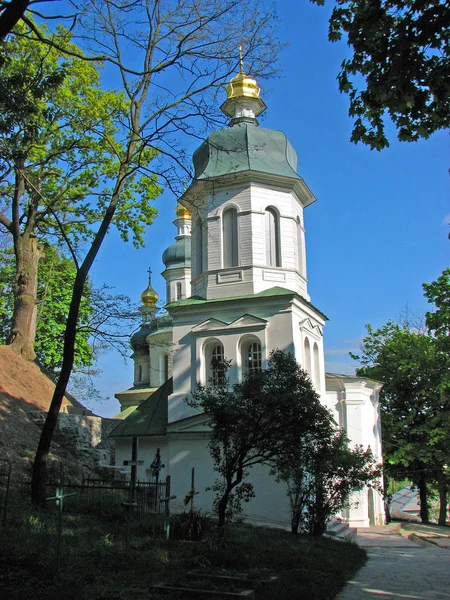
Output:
[
  {"left": 220, "top": 48, "right": 266, "bottom": 121},
  {"left": 141, "top": 282, "right": 158, "bottom": 307},
  {"left": 175, "top": 202, "right": 191, "bottom": 220},
  {"left": 225, "top": 69, "right": 261, "bottom": 100}
]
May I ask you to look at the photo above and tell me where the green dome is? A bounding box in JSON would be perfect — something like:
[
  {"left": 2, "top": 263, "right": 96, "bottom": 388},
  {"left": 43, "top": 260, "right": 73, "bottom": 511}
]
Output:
[
  {"left": 193, "top": 121, "right": 300, "bottom": 181},
  {"left": 130, "top": 324, "right": 152, "bottom": 350},
  {"left": 162, "top": 237, "right": 191, "bottom": 270}
]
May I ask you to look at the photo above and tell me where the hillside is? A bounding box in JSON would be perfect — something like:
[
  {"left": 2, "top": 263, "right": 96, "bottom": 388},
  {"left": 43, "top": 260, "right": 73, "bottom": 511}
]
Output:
[{"left": 0, "top": 345, "right": 100, "bottom": 481}]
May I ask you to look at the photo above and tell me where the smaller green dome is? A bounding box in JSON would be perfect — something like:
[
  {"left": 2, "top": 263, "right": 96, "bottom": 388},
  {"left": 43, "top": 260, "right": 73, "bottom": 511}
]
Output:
[
  {"left": 130, "top": 324, "right": 152, "bottom": 350},
  {"left": 162, "top": 237, "right": 191, "bottom": 270}
]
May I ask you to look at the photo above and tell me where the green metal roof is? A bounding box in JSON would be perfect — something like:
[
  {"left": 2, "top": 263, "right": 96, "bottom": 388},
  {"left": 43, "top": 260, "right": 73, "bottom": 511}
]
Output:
[
  {"left": 193, "top": 122, "right": 301, "bottom": 182},
  {"left": 166, "top": 286, "right": 328, "bottom": 320},
  {"left": 109, "top": 378, "right": 172, "bottom": 438},
  {"left": 112, "top": 405, "right": 137, "bottom": 420},
  {"left": 162, "top": 237, "right": 191, "bottom": 270}
]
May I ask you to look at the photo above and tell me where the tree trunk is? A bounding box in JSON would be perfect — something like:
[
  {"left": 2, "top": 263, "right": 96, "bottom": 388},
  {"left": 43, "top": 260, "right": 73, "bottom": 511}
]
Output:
[
  {"left": 31, "top": 159, "right": 133, "bottom": 505},
  {"left": 291, "top": 512, "right": 300, "bottom": 534},
  {"left": 417, "top": 469, "right": 429, "bottom": 524},
  {"left": 217, "top": 488, "right": 231, "bottom": 529},
  {"left": 7, "top": 234, "right": 42, "bottom": 361},
  {"left": 0, "top": 0, "right": 30, "bottom": 39},
  {"left": 31, "top": 273, "right": 86, "bottom": 504},
  {"left": 437, "top": 470, "right": 448, "bottom": 527}
]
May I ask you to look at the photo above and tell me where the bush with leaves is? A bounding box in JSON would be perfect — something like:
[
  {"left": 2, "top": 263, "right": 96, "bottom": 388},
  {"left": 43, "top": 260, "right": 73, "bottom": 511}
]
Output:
[{"left": 187, "top": 350, "right": 333, "bottom": 529}]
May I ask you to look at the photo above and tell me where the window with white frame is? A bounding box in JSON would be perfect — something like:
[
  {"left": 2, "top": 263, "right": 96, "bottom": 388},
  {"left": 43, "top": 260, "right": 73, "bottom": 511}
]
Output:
[
  {"left": 244, "top": 341, "right": 262, "bottom": 373},
  {"left": 265, "top": 207, "right": 281, "bottom": 267},
  {"left": 205, "top": 341, "right": 225, "bottom": 386},
  {"left": 164, "top": 354, "right": 170, "bottom": 381},
  {"left": 222, "top": 207, "right": 238, "bottom": 267},
  {"left": 194, "top": 218, "right": 203, "bottom": 276},
  {"left": 176, "top": 282, "right": 182, "bottom": 300}
]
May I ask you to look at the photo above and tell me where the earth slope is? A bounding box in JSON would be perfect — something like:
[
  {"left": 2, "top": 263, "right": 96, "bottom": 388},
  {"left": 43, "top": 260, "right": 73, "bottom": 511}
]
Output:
[{"left": 0, "top": 345, "right": 95, "bottom": 480}]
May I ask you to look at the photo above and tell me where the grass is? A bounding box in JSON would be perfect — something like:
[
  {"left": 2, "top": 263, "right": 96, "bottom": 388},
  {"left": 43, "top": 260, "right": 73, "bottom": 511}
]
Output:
[{"left": 0, "top": 492, "right": 366, "bottom": 600}]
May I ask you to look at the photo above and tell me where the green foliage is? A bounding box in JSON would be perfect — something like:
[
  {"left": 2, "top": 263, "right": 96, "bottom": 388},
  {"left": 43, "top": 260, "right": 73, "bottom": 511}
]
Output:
[
  {"left": 188, "top": 350, "right": 332, "bottom": 527},
  {"left": 311, "top": 0, "right": 450, "bottom": 149},
  {"left": 352, "top": 316, "right": 450, "bottom": 521},
  {"left": 423, "top": 268, "right": 450, "bottom": 345},
  {"left": 0, "top": 245, "right": 138, "bottom": 374},
  {"left": 0, "top": 22, "right": 159, "bottom": 249},
  {"left": 0, "top": 246, "right": 93, "bottom": 372},
  {"left": 169, "top": 511, "right": 211, "bottom": 541},
  {"left": 275, "top": 427, "right": 380, "bottom": 535}
]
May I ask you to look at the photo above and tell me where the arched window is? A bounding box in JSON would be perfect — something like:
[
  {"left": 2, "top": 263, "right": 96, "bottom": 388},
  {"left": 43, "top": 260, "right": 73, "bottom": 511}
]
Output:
[
  {"left": 297, "top": 216, "right": 303, "bottom": 274},
  {"left": 176, "top": 282, "right": 182, "bottom": 300},
  {"left": 137, "top": 364, "right": 142, "bottom": 382},
  {"left": 313, "top": 342, "right": 320, "bottom": 388},
  {"left": 195, "top": 218, "right": 203, "bottom": 276},
  {"left": 164, "top": 354, "right": 170, "bottom": 381},
  {"left": 166, "top": 282, "right": 171, "bottom": 303},
  {"left": 304, "top": 337, "right": 311, "bottom": 376},
  {"left": 205, "top": 341, "right": 225, "bottom": 386},
  {"left": 265, "top": 208, "right": 281, "bottom": 267},
  {"left": 245, "top": 341, "right": 262, "bottom": 373},
  {"left": 223, "top": 207, "right": 238, "bottom": 267}
]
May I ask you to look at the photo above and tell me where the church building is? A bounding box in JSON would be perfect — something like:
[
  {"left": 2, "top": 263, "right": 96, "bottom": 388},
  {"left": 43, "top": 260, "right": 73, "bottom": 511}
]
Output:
[{"left": 111, "top": 65, "right": 385, "bottom": 529}]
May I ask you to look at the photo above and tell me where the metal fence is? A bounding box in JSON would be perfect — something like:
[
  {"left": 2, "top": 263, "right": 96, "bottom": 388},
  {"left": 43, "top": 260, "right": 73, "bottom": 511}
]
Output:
[
  {"left": 3, "top": 465, "right": 167, "bottom": 519},
  {"left": 0, "top": 461, "right": 11, "bottom": 527},
  {"left": 79, "top": 477, "right": 167, "bottom": 515}
]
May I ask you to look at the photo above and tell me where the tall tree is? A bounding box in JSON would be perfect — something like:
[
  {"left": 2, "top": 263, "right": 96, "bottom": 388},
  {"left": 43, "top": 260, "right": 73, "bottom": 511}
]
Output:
[
  {"left": 188, "top": 350, "right": 331, "bottom": 529},
  {"left": 0, "top": 23, "right": 157, "bottom": 361},
  {"left": 26, "top": 1, "right": 282, "bottom": 504},
  {"left": 0, "top": 245, "right": 138, "bottom": 374},
  {"left": 311, "top": 0, "right": 450, "bottom": 150},
  {"left": 352, "top": 320, "right": 450, "bottom": 523},
  {"left": 423, "top": 268, "right": 450, "bottom": 525}
]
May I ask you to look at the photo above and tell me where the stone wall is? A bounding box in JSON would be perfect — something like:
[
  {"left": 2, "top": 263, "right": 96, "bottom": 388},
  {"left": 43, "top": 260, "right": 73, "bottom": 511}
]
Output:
[{"left": 31, "top": 412, "right": 117, "bottom": 467}]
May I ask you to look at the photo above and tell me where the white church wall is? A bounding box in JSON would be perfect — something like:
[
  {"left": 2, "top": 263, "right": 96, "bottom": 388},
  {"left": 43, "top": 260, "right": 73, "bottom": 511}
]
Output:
[{"left": 167, "top": 434, "right": 291, "bottom": 527}]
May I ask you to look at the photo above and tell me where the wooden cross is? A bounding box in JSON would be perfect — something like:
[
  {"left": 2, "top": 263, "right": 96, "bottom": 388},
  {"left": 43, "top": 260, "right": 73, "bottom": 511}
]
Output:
[
  {"left": 159, "top": 475, "right": 177, "bottom": 540},
  {"left": 123, "top": 436, "right": 144, "bottom": 504},
  {"left": 46, "top": 479, "right": 76, "bottom": 573},
  {"left": 183, "top": 467, "right": 199, "bottom": 514}
]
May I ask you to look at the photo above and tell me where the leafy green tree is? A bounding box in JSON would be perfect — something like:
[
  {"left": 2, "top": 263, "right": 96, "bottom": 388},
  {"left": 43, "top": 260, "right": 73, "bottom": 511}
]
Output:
[
  {"left": 275, "top": 428, "right": 381, "bottom": 536},
  {"left": 424, "top": 268, "right": 450, "bottom": 345},
  {"left": 311, "top": 0, "right": 450, "bottom": 149},
  {"left": 0, "top": 245, "right": 138, "bottom": 374},
  {"left": 352, "top": 321, "right": 450, "bottom": 523},
  {"left": 0, "top": 23, "right": 157, "bottom": 362},
  {"left": 0, "top": 245, "right": 93, "bottom": 372},
  {"left": 423, "top": 268, "right": 450, "bottom": 525},
  {"left": 187, "top": 350, "right": 331, "bottom": 530}
]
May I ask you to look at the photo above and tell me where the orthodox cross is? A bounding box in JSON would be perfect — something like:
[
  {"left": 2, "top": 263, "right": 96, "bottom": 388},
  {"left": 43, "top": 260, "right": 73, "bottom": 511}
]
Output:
[
  {"left": 46, "top": 470, "right": 76, "bottom": 573},
  {"left": 239, "top": 44, "right": 244, "bottom": 73},
  {"left": 147, "top": 266, "right": 152, "bottom": 284},
  {"left": 160, "top": 475, "right": 177, "bottom": 540},
  {"left": 183, "top": 467, "right": 199, "bottom": 514}
]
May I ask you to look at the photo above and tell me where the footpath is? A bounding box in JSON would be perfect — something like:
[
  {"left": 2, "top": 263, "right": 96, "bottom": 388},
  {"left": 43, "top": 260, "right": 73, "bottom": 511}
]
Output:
[{"left": 336, "top": 523, "right": 450, "bottom": 600}]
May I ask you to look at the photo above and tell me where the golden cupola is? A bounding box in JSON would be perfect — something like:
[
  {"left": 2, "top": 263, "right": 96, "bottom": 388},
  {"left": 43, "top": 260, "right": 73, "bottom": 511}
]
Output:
[
  {"left": 175, "top": 202, "right": 191, "bottom": 220},
  {"left": 140, "top": 275, "right": 158, "bottom": 308},
  {"left": 220, "top": 48, "right": 267, "bottom": 123}
]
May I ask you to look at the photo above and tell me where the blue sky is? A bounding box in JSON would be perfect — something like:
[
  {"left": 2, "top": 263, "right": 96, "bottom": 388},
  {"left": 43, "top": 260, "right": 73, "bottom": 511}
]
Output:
[{"left": 88, "top": 1, "right": 449, "bottom": 417}]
